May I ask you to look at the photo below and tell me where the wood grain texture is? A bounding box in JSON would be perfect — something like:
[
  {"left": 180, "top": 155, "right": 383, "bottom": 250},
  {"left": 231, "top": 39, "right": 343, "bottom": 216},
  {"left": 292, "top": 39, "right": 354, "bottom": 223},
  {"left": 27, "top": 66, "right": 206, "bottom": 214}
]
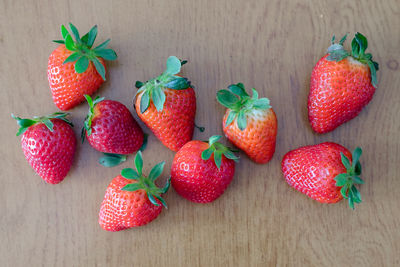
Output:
[{"left": 1, "top": 0, "right": 399, "bottom": 266}]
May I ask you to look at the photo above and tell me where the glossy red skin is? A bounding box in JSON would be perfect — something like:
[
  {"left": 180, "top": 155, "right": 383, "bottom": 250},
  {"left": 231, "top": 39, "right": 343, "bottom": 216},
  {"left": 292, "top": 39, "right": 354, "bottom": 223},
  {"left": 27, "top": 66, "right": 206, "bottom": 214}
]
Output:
[
  {"left": 135, "top": 87, "right": 196, "bottom": 152},
  {"left": 21, "top": 119, "right": 76, "bottom": 184},
  {"left": 308, "top": 55, "right": 375, "bottom": 133},
  {"left": 171, "top": 140, "right": 235, "bottom": 203},
  {"left": 48, "top": 45, "right": 106, "bottom": 111},
  {"left": 281, "top": 142, "right": 352, "bottom": 203},
  {"left": 99, "top": 175, "right": 163, "bottom": 231},
  {"left": 86, "top": 100, "right": 144, "bottom": 154}
]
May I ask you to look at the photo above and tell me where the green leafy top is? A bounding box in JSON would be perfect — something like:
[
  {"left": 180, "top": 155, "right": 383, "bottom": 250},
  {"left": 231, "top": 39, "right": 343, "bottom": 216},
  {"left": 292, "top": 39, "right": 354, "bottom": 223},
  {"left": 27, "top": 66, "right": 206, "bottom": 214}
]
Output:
[
  {"left": 216, "top": 83, "right": 271, "bottom": 131},
  {"left": 99, "top": 153, "right": 127, "bottom": 168},
  {"left": 334, "top": 147, "right": 364, "bottom": 209},
  {"left": 326, "top": 32, "right": 379, "bottom": 88},
  {"left": 135, "top": 56, "right": 191, "bottom": 113},
  {"left": 12, "top": 112, "right": 73, "bottom": 136},
  {"left": 81, "top": 94, "right": 104, "bottom": 142},
  {"left": 97, "top": 134, "right": 149, "bottom": 168},
  {"left": 120, "top": 151, "right": 170, "bottom": 208},
  {"left": 201, "top": 135, "right": 239, "bottom": 170},
  {"left": 53, "top": 23, "right": 117, "bottom": 81}
]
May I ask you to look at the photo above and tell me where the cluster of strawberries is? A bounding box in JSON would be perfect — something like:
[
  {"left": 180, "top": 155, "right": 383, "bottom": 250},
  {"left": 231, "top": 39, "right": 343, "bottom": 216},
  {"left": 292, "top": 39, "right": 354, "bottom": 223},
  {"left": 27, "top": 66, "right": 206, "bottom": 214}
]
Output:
[{"left": 13, "top": 24, "right": 378, "bottom": 231}]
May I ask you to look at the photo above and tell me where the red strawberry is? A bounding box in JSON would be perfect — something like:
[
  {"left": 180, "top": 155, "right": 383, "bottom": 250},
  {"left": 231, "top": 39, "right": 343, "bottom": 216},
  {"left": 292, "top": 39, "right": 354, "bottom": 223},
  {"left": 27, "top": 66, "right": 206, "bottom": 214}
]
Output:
[
  {"left": 308, "top": 32, "right": 379, "bottom": 133},
  {"left": 217, "top": 83, "right": 277, "bottom": 164},
  {"left": 82, "top": 95, "right": 144, "bottom": 167},
  {"left": 134, "top": 56, "right": 196, "bottom": 152},
  {"left": 99, "top": 151, "right": 170, "bottom": 231},
  {"left": 281, "top": 142, "right": 364, "bottom": 209},
  {"left": 171, "top": 135, "right": 238, "bottom": 203},
  {"left": 48, "top": 23, "right": 117, "bottom": 110},
  {"left": 12, "top": 112, "right": 76, "bottom": 184}
]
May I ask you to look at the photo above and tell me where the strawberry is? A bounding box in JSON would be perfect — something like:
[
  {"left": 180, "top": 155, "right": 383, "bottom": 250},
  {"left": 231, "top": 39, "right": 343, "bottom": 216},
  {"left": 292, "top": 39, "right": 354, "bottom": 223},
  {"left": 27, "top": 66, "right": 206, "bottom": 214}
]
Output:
[
  {"left": 82, "top": 95, "right": 144, "bottom": 167},
  {"left": 308, "top": 32, "right": 379, "bottom": 133},
  {"left": 99, "top": 151, "right": 170, "bottom": 231},
  {"left": 12, "top": 112, "right": 76, "bottom": 184},
  {"left": 134, "top": 56, "right": 196, "bottom": 152},
  {"left": 216, "top": 83, "right": 277, "bottom": 164},
  {"left": 281, "top": 142, "right": 364, "bottom": 209},
  {"left": 171, "top": 135, "right": 238, "bottom": 203},
  {"left": 48, "top": 23, "right": 117, "bottom": 110}
]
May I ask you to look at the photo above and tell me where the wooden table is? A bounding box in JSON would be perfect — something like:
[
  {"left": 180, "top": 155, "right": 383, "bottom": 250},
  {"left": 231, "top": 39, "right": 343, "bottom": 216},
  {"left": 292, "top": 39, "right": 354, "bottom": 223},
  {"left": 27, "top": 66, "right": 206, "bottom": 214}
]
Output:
[{"left": 1, "top": 1, "right": 399, "bottom": 266}]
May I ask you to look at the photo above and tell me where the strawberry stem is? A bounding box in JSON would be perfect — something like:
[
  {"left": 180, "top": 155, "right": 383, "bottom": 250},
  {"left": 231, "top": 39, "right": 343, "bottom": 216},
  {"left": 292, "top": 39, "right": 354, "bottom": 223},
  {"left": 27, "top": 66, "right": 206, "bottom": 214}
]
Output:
[
  {"left": 201, "top": 135, "right": 239, "bottom": 170},
  {"left": 194, "top": 123, "right": 205, "bottom": 132},
  {"left": 326, "top": 32, "right": 379, "bottom": 88},
  {"left": 53, "top": 23, "right": 117, "bottom": 81},
  {"left": 139, "top": 133, "right": 149, "bottom": 152},
  {"left": 216, "top": 83, "right": 271, "bottom": 131},
  {"left": 81, "top": 94, "right": 104, "bottom": 142},
  {"left": 99, "top": 153, "right": 127, "bottom": 167},
  {"left": 135, "top": 56, "right": 191, "bottom": 113},
  {"left": 334, "top": 147, "right": 364, "bottom": 209},
  {"left": 121, "top": 151, "right": 170, "bottom": 208},
  {"left": 12, "top": 112, "right": 73, "bottom": 136}
]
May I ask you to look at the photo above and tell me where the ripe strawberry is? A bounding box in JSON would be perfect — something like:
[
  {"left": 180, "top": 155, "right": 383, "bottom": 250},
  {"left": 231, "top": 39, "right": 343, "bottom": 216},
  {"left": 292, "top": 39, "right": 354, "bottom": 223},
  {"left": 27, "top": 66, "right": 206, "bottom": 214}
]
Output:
[
  {"left": 216, "top": 83, "right": 277, "bottom": 164},
  {"left": 281, "top": 142, "right": 364, "bottom": 209},
  {"left": 308, "top": 32, "right": 379, "bottom": 133},
  {"left": 99, "top": 151, "right": 170, "bottom": 231},
  {"left": 171, "top": 135, "right": 238, "bottom": 203},
  {"left": 82, "top": 95, "right": 144, "bottom": 167},
  {"left": 48, "top": 23, "right": 117, "bottom": 110},
  {"left": 12, "top": 112, "right": 76, "bottom": 184},
  {"left": 134, "top": 56, "right": 196, "bottom": 152}
]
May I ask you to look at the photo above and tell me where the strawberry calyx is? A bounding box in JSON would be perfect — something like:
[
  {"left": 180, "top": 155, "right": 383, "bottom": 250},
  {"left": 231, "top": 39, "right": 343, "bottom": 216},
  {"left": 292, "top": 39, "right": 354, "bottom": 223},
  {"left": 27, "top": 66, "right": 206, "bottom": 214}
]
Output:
[
  {"left": 98, "top": 134, "right": 149, "bottom": 168},
  {"left": 334, "top": 147, "right": 364, "bottom": 209},
  {"left": 12, "top": 112, "right": 73, "bottom": 136},
  {"left": 326, "top": 32, "right": 379, "bottom": 88},
  {"left": 216, "top": 83, "right": 271, "bottom": 131},
  {"left": 99, "top": 153, "right": 127, "bottom": 167},
  {"left": 139, "top": 133, "right": 149, "bottom": 152},
  {"left": 135, "top": 56, "right": 191, "bottom": 113},
  {"left": 201, "top": 135, "right": 239, "bottom": 170},
  {"left": 53, "top": 23, "right": 117, "bottom": 81},
  {"left": 81, "top": 94, "right": 104, "bottom": 142},
  {"left": 120, "top": 151, "right": 170, "bottom": 208}
]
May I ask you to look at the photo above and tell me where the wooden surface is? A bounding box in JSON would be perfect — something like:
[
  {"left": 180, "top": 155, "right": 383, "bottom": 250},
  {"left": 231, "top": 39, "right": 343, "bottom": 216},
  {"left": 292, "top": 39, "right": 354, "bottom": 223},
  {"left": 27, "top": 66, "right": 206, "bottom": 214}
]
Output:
[{"left": 1, "top": 0, "right": 399, "bottom": 266}]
